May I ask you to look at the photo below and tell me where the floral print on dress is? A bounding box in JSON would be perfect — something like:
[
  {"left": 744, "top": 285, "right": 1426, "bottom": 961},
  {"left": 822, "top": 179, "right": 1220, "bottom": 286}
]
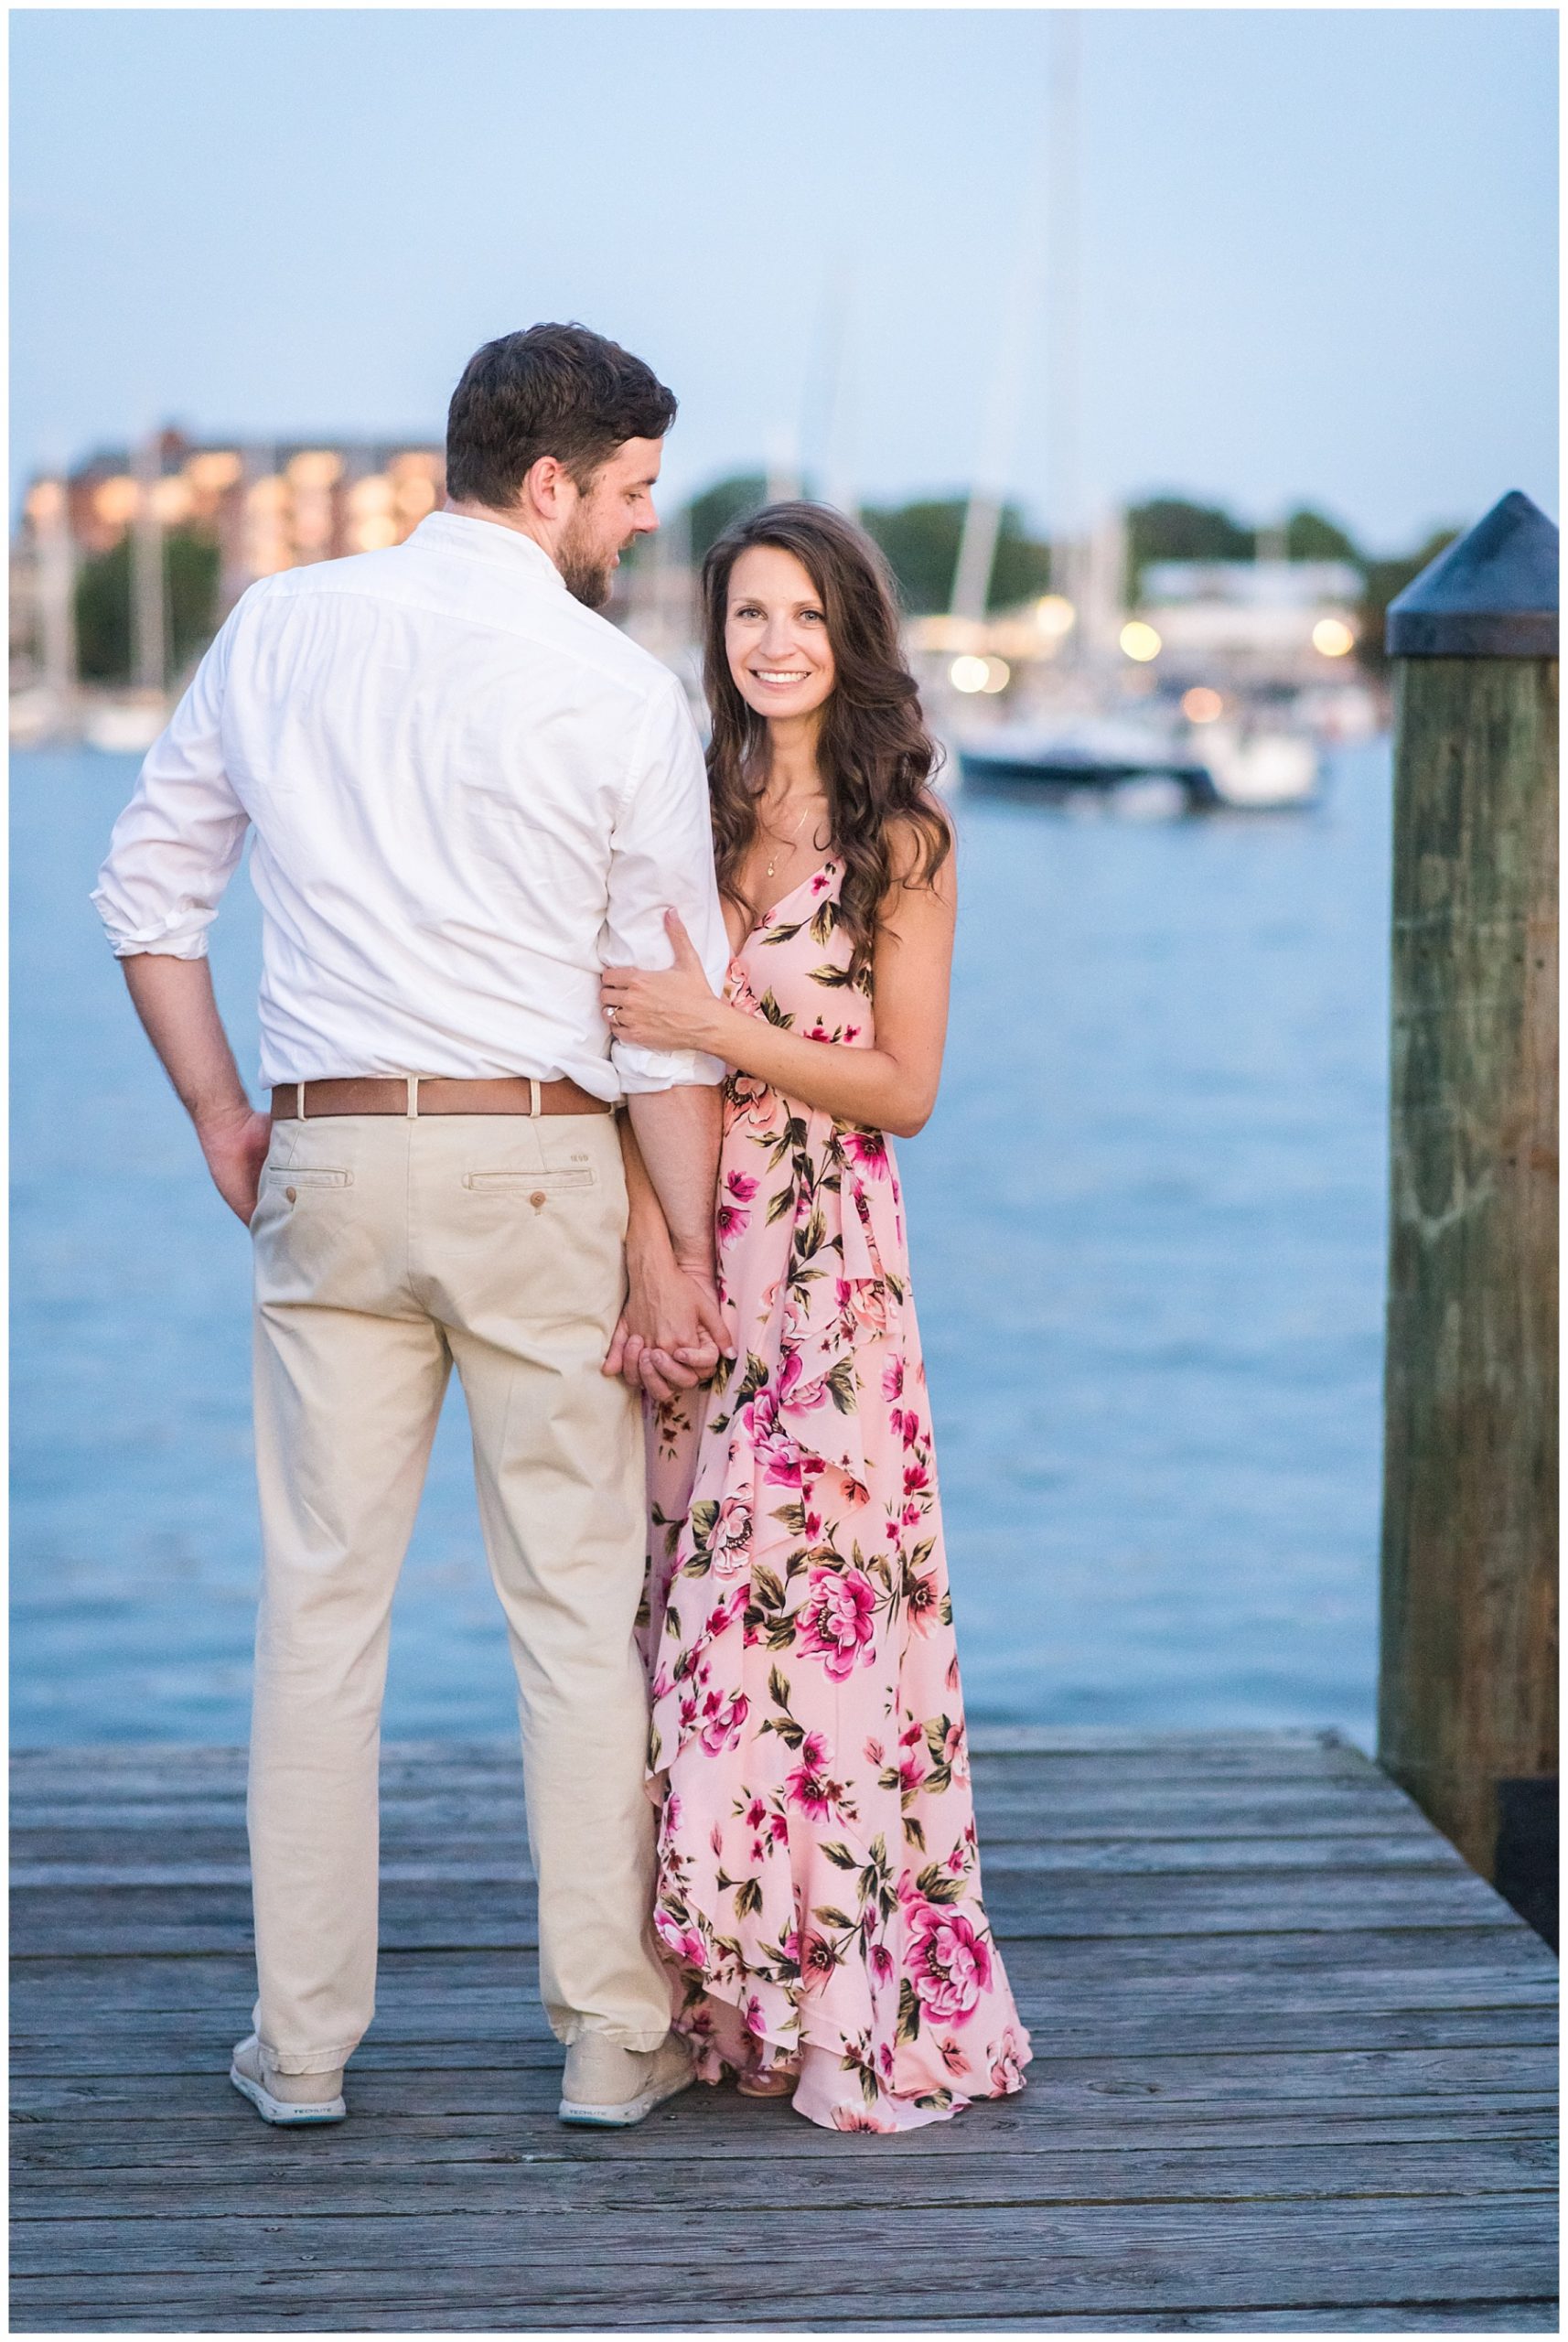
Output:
[{"left": 640, "top": 857, "right": 1031, "bottom": 2133}]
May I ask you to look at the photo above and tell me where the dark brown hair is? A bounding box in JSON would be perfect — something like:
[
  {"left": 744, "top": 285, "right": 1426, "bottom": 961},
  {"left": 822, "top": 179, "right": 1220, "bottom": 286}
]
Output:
[
  {"left": 445, "top": 324, "right": 677, "bottom": 508},
  {"left": 701, "top": 501, "right": 950, "bottom": 983}
]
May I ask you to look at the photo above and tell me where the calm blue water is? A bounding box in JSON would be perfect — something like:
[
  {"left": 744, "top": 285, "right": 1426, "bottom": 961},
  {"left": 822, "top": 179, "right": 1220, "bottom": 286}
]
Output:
[{"left": 12, "top": 743, "right": 1391, "bottom": 1745}]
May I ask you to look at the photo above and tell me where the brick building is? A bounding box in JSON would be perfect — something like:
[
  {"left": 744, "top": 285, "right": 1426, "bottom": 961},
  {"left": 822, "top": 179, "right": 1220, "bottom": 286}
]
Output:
[{"left": 36, "top": 428, "right": 446, "bottom": 615}]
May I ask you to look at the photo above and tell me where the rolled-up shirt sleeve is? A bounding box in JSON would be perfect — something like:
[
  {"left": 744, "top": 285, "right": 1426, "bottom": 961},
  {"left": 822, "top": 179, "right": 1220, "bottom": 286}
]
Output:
[
  {"left": 90, "top": 599, "right": 252, "bottom": 959},
  {"left": 604, "top": 673, "right": 731, "bottom": 1093}
]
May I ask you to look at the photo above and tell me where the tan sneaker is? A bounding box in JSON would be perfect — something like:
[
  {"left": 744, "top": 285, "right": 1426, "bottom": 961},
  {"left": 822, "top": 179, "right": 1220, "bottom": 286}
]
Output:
[
  {"left": 229, "top": 2033, "right": 347, "bottom": 2126},
  {"left": 558, "top": 2033, "right": 694, "bottom": 2126}
]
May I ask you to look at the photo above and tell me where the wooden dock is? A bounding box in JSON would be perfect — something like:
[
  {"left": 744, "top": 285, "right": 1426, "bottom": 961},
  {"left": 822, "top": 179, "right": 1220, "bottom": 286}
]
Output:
[{"left": 11, "top": 1728, "right": 1557, "bottom": 2332}]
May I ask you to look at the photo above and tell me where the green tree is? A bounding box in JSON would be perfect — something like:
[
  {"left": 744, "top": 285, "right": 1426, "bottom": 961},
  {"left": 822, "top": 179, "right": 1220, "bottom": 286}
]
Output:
[
  {"left": 686, "top": 474, "right": 768, "bottom": 564},
  {"left": 671, "top": 479, "right": 1052, "bottom": 617},
  {"left": 990, "top": 514, "right": 1054, "bottom": 610},
  {"left": 75, "top": 538, "right": 133, "bottom": 682},
  {"left": 861, "top": 498, "right": 1051, "bottom": 615},
  {"left": 1129, "top": 496, "right": 1257, "bottom": 563},
  {"left": 1356, "top": 528, "right": 1462, "bottom": 675},
  {"left": 1127, "top": 497, "right": 1255, "bottom": 596},
  {"left": 166, "top": 532, "right": 221, "bottom": 672},
  {"left": 1284, "top": 506, "right": 1361, "bottom": 563},
  {"left": 861, "top": 499, "right": 963, "bottom": 613},
  {"left": 74, "top": 530, "right": 221, "bottom": 684}
]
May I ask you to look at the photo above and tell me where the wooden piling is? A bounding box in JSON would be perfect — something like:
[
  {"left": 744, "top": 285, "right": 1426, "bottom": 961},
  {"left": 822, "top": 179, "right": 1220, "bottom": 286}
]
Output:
[{"left": 1378, "top": 490, "right": 1559, "bottom": 1937}]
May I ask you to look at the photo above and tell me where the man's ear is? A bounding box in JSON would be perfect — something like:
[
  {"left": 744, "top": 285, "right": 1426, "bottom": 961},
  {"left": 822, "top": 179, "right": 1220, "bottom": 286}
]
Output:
[{"left": 521, "top": 454, "right": 571, "bottom": 521}]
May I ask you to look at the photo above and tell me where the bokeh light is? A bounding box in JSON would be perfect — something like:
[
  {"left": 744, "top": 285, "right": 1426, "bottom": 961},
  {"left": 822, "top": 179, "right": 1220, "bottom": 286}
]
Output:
[
  {"left": 287, "top": 450, "right": 343, "bottom": 490},
  {"left": 186, "top": 451, "right": 242, "bottom": 493},
  {"left": 92, "top": 477, "right": 139, "bottom": 527},
  {"left": 150, "top": 477, "right": 191, "bottom": 525},
  {"left": 1312, "top": 618, "right": 1356, "bottom": 657}
]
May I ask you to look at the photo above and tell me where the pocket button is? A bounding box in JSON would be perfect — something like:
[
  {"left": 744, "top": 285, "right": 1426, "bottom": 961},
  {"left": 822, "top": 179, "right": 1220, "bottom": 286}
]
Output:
[
  {"left": 285, "top": 1186, "right": 298, "bottom": 1204},
  {"left": 529, "top": 1190, "right": 547, "bottom": 1209}
]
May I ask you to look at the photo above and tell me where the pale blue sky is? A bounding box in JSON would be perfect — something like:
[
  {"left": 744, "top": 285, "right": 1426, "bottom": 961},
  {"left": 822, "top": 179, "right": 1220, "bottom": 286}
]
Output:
[{"left": 11, "top": 8, "right": 1558, "bottom": 550}]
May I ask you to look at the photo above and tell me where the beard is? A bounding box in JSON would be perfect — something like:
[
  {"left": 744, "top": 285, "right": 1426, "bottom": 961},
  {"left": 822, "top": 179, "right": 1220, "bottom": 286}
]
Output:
[{"left": 555, "top": 510, "right": 619, "bottom": 610}]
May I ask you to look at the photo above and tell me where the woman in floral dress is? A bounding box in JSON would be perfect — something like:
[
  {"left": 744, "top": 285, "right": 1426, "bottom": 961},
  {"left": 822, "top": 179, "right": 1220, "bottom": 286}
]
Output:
[{"left": 598, "top": 504, "right": 1030, "bottom": 2133}]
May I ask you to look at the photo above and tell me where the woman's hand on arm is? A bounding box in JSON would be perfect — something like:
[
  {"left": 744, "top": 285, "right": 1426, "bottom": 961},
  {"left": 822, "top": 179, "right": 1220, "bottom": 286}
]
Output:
[
  {"left": 600, "top": 833, "right": 954, "bottom": 1139},
  {"left": 599, "top": 912, "right": 733, "bottom": 1058}
]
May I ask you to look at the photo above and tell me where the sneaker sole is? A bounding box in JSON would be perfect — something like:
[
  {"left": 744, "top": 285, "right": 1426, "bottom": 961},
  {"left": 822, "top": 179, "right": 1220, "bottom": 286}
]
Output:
[
  {"left": 230, "top": 2063, "right": 347, "bottom": 2126},
  {"left": 557, "top": 2067, "right": 695, "bottom": 2127}
]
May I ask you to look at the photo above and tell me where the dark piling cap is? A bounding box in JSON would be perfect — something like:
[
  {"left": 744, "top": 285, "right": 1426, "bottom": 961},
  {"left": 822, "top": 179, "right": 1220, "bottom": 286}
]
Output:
[{"left": 1386, "top": 490, "right": 1559, "bottom": 658}]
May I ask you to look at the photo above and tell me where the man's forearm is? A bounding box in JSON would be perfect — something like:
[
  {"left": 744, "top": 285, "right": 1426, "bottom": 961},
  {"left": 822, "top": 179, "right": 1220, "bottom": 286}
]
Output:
[
  {"left": 626, "top": 1083, "right": 722, "bottom": 1273},
  {"left": 618, "top": 1112, "right": 677, "bottom": 1263},
  {"left": 121, "top": 953, "right": 252, "bottom": 1131},
  {"left": 608, "top": 1097, "right": 731, "bottom": 1393},
  {"left": 120, "top": 953, "right": 271, "bottom": 1224}
]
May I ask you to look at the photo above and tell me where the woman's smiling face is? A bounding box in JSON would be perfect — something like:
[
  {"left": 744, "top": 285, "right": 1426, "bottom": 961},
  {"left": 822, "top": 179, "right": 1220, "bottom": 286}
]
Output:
[{"left": 725, "top": 544, "right": 837, "bottom": 725}]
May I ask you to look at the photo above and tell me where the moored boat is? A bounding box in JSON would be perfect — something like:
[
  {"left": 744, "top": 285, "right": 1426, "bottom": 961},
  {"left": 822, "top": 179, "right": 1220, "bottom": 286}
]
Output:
[
  {"left": 956, "top": 710, "right": 1326, "bottom": 813},
  {"left": 957, "top": 716, "right": 1222, "bottom": 811}
]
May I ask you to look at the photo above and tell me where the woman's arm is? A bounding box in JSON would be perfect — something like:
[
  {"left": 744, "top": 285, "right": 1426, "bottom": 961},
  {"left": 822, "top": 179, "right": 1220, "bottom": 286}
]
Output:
[{"left": 600, "top": 834, "right": 956, "bottom": 1140}]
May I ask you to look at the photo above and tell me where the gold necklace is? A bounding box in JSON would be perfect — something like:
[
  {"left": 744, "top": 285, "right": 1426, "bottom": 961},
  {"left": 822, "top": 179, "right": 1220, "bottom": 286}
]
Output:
[{"left": 763, "top": 801, "right": 812, "bottom": 880}]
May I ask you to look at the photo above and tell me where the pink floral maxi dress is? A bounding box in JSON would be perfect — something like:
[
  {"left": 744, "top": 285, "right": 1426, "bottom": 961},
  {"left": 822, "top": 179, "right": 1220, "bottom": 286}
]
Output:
[{"left": 640, "top": 857, "right": 1031, "bottom": 2132}]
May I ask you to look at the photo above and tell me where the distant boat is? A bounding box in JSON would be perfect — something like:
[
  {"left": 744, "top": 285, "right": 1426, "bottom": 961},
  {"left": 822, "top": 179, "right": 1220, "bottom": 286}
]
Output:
[
  {"left": 8, "top": 687, "right": 69, "bottom": 747},
  {"left": 1198, "top": 723, "right": 1321, "bottom": 810},
  {"left": 81, "top": 693, "right": 169, "bottom": 755},
  {"left": 956, "top": 712, "right": 1323, "bottom": 813},
  {"left": 957, "top": 716, "right": 1222, "bottom": 812}
]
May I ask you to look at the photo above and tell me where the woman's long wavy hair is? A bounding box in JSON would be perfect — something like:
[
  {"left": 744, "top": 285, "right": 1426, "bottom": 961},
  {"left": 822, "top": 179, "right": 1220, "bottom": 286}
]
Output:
[{"left": 701, "top": 502, "right": 950, "bottom": 985}]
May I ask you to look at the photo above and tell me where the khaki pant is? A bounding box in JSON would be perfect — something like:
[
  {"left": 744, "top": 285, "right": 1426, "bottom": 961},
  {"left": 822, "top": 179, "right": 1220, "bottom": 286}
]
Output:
[{"left": 246, "top": 1110, "right": 671, "bottom": 2074}]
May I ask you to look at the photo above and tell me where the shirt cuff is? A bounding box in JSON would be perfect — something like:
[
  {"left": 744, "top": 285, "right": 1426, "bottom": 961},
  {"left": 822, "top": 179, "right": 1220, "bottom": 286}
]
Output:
[
  {"left": 91, "top": 897, "right": 214, "bottom": 961},
  {"left": 614, "top": 1041, "right": 726, "bottom": 1093}
]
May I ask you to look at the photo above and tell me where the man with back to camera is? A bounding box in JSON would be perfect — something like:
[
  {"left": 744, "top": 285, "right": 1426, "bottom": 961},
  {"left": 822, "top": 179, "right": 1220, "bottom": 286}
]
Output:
[{"left": 91, "top": 324, "right": 731, "bottom": 2129}]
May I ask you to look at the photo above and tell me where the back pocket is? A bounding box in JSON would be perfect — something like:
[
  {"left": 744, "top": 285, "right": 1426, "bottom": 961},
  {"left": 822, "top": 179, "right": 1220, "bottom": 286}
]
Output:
[
  {"left": 463, "top": 1167, "right": 596, "bottom": 1194},
  {"left": 261, "top": 1166, "right": 352, "bottom": 1189}
]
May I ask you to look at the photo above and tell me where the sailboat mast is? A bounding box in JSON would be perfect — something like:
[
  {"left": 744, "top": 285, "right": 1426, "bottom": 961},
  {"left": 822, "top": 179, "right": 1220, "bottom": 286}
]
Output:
[
  {"left": 951, "top": 15, "right": 1075, "bottom": 626},
  {"left": 820, "top": 268, "right": 858, "bottom": 520},
  {"left": 132, "top": 431, "right": 166, "bottom": 693},
  {"left": 1047, "top": 11, "right": 1081, "bottom": 604},
  {"left": 31, "top": 477, "right": 78, "bottom": 731}
]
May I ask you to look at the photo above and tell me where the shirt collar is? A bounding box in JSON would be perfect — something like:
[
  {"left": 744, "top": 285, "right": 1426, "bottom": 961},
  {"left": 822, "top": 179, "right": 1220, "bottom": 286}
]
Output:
[{"left": 412, "top": 509, "right": 567, "bottom": 590}]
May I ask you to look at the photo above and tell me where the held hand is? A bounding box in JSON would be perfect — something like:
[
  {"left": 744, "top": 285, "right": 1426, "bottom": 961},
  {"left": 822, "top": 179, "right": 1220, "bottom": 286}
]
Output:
[
  {"left": 603, "top": 1313, "right": 664, "bottom": 1397},
  {"left": 603, "top": 1317, "right": 693, "bottom": 1399},
  {"left": 633, "top": 1254, "right": 723, "bottom": 1401},
  {"left": 672, "top": 1262, "right": 734, "bottom": 1367},
  {"left": 602, "top": 1250, "right": 733, "bottom": 1401},
  {"left": 600, "top": 911, "right": 725, "bottom": 1054},
  {"left": 602, "top": 1308, "right": 634, "bottom": 1380},
  {"left": 196, "top": 1104, "right": 273, "bottom": 1225}
]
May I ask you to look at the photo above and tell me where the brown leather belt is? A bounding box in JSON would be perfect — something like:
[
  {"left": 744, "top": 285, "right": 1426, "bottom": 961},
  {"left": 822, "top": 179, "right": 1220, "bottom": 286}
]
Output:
[{"left": 271, "top": 1076, "right": 611, "bottom": 1120}]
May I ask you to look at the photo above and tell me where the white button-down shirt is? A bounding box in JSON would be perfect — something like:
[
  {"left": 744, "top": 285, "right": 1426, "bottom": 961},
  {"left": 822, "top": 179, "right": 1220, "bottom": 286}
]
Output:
[{"left": 91, "top": 510, "right": 729, "bottom": 1098}]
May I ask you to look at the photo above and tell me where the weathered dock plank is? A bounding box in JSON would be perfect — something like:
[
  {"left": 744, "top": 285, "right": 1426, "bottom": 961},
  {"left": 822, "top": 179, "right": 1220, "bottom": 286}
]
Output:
[
  {"left": 14, "top": 2135, "right": 1555, "bottom": 2220},
  {"left": 8, "top": 2198, "right": 1559, "bottom": 2330},
  {"left": 10, "top": 1865, "right": 1525, "bottom": 1961},
  {"left": 12, "top": 1922, "right": 1556, "bottom": 2016},
  {"left": 11, "top": 1731, "right": 1556, "bottom": 2333}
]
